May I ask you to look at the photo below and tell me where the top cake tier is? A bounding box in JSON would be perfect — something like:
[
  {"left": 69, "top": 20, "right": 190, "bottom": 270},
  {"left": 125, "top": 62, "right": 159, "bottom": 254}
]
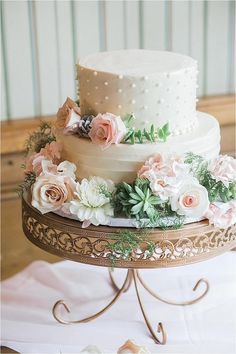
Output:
[{"left": 77, "top": 49, "right": 198, "bottom": 134}]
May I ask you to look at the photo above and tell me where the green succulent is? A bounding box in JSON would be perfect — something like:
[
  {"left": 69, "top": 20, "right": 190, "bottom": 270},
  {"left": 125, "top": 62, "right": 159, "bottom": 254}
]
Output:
[{"left": 113, "top": 179, "right": 162, "bottom": 221}]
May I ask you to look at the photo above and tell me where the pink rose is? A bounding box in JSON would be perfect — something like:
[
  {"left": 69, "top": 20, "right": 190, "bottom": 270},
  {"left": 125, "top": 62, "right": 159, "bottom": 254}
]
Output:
[
  {"left": 88, "top": 113, "right": 127, "bottom": 149},
  {"left": 137, "top": 154, "right": 189, "bottom": 200},
  {"left": 32, "top": 174, "right": 76, "bottom": 214},
  {"left": 208, "top": 155, "right": 236, "bottom": 187},
  {"left": 56, "top": 97, "right": 81, "bottom": 134},
  {"left": 205, "top": 201, "right": 236, "bottom": 229},
  {"left": 25, "top": 141, "right": 62, "bottom": 176},
  {"left": 138, "top": 154, "right": 164, "bottom": 179}
]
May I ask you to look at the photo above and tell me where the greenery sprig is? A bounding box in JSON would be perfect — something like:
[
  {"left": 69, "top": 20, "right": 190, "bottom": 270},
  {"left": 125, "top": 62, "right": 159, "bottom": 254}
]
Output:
[
  {"left": 25, "top": 121, "right": 56, "bottom": 154},
  {"left": 17, "top": 171, "right": 36, "bottom": 196},
  {"left": 108, "top": 229, "right": 155, "bottom": 266},
  {"left": 19, "top": 121, "right": 56, "bottom": 196},
  {"left": 185, "top": 152, "right": 236, "bottom": 202},
  {"left": 122, "top": 114, "right": 170, "bottom": 144}
]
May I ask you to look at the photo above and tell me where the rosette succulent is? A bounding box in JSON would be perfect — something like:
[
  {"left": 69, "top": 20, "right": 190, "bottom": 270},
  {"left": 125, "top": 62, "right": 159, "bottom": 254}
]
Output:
[{"left": 113, "top": 179, "right": 162, "bottom": 221}]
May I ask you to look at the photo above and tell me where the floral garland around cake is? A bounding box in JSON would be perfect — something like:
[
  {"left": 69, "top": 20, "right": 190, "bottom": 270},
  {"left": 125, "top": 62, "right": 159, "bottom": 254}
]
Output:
[
  {"left": 55, "top": 97, "right": 171, "bottom": 149},
  {"left": 19, "top": 119, "right": 236, "bottom": 231}
]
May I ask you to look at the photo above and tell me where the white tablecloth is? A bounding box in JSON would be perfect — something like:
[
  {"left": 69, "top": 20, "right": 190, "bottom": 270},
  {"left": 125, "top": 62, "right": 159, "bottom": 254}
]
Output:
[{"left": 1, "top": 252, "right": 236, "bottom": 354}]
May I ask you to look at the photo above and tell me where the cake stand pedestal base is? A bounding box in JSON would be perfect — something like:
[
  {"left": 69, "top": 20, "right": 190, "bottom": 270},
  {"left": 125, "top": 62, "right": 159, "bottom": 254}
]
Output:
[{"left": 52, "top": 269, "right": 209, "bottom": 345}]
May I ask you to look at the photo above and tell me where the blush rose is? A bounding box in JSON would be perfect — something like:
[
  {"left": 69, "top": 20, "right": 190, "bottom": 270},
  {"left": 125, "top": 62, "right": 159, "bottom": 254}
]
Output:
[
  {"left": 25, "top": 141, "right": 62, "bottom": 176},
  {"left": 205, "top": 201, "right": 236, "bottom": 228},
  {"left": 88, "top": 113, "right": 127, "bottom": 149},
  {"left": 170, "top": 178, "right": 209, "bottom": 218}
]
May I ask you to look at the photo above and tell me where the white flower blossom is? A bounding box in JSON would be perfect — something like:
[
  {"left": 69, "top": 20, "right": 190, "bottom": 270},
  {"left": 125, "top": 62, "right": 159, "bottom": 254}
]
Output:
[{"left": 70, "top": 176, "right": 115, "bottom": 227}]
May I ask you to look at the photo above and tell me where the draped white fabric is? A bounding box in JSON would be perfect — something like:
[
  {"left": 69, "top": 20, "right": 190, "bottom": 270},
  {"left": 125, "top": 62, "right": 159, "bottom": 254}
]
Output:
[{"left": 1, "top": 252, "right": 236, "bottom": 354}]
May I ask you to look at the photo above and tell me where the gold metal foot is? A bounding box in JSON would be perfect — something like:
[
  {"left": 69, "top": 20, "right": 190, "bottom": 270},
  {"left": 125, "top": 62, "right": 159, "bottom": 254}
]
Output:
[
  {"left": 132, "top": 270, "right": 167, "bottom": 344},
  {"left": 137, "top": 271, "right": 209, "bottom": 306},
  {"left": 52, "top": 270, "right": 131, "bottom": 324}
]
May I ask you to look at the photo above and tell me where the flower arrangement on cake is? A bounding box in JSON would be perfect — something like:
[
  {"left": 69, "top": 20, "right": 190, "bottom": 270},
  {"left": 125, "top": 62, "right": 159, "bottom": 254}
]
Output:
[
  {"left": 19, "top": 49, "right": 236, "bottom": 244},
  {"left": 19, "top": 97, "right": 236, "bottom": 232}
]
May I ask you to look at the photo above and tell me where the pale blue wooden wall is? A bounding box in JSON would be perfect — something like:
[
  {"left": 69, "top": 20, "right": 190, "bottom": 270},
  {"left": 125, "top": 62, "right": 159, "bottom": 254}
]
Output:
[{"left": 1, "top": 0, "right": 235, "bottom": 121}]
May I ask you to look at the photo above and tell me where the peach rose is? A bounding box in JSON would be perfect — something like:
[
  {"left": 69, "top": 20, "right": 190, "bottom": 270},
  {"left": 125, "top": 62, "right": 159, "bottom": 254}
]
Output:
[
  {"left": 117, "top": 340, "right": 150, "bottom": 354},
  {"left": 88, "top": 113, "right": 127, "bottom": 149},
  {"left": 32, "top": 174, "right": 76, "bottom": 214},
  {"left": 170, "top": 178, "right": 209, "bottom": 218},
  {"left": 208, "top": 155, "right": 236, "bottom": 187},
  {"left": 56, "top": 97, "right": 81, "bottom": 134},
  {"left": 25, "top": 141, "right": 62, "bottom": 176},
  {"left": 205, "top": 201, "right": 236, "bottom": 228}
]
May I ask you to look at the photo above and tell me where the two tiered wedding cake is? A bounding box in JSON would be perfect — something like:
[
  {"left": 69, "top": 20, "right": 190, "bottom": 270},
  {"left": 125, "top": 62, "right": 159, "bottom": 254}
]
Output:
[{"left": 23, "top": 50, "right": 236, "bottom": 230}]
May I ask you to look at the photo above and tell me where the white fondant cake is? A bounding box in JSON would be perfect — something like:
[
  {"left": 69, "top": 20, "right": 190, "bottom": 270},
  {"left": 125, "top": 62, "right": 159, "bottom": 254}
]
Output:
[
  {"left": 26, "top": 49, "right": 236, "bottom": 232},
  {"left": 58, "top": 112, "right": 220, "bottom": 183},
  {"left": 78, "top": 50, "right": 198, "bottom": 135}
]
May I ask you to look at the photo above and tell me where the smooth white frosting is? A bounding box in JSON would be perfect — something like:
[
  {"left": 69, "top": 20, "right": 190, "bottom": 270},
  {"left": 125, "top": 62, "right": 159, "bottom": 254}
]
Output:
[
  {"left": 58, "top": 112, "right": 220, "bottom": 184},
  {"left": 77, "top": 49, "right": 198, "bottom": 134}
]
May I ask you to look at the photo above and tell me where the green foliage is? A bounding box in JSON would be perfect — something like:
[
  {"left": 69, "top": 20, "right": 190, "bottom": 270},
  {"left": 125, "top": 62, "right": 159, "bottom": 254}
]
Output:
[
  {"left": 123, "top": 122, "right": 170, "bottom": 144},
  {"left": 185, "top": 152, "right": 236, "bottom": 202},
  {"left": 17, "top": 171, "right": 36, "bottom": 196},
  {"left": 113, "top": 179, "right": 162, "bottom": 222},
  {"left": 108, "top": 229, "right": 155, "bottom": 265},
  {"left": 25, "top": 121, "right": 56, "bottom": 154}
]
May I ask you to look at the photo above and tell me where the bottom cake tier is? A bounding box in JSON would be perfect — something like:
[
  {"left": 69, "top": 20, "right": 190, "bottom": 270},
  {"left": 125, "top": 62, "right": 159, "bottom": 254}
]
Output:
[{"left": 59, "top": 111, "right": 220, "bottom": 183}]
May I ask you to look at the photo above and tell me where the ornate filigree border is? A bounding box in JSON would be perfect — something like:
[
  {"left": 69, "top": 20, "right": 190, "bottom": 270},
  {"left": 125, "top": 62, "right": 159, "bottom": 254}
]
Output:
[{"left": 22, "top": 195, "right": 236, "bottom": 269}]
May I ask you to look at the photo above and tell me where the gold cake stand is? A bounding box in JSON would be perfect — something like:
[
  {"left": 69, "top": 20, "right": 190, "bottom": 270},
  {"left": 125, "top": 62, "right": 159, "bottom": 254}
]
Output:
[{"left": 22, "top": 193, "right": 236, "bottom": 345}]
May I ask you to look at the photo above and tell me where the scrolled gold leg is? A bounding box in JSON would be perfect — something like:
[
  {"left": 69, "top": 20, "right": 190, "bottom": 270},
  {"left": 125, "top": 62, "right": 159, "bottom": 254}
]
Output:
[
  {"left": 109, "top": 268, "right": 133, "bottom": 292},
  {"left": 137, "top": 271, "right": 209, "bottom": 306},
  {"left": 52, "top": 269, "right": 131, "bottom": 324},
  {"left": 132, "top": 270, "right": 167, "bottom": 345}
]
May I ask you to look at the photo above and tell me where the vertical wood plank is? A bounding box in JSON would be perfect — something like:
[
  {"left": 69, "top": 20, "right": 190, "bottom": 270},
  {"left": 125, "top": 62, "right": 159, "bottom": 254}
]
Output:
[
  {"left": 142, "top": 0, "right": 165, "bottom": 50},
  {"left": 73, "top": 0, "right": 100, "bottom": 57},
  {"left": 2, "top": 1, "right": 35, "bottom": 119},
  {"left": 55, "top": 1, "right": 76, "bottom": 102},
  {"left": 171, "top": 1, "right": 190, "bottom": 55},
  {"left": 125, "top": 1, "right": 140, "bottom": 49},
  {"left": 206, "top": 1, "right": 229, "bottom": 94},
  {"left": 105, "top": 1, "right": 125, "bottom": 50},
  {"left": 1, "top": 49, "right": 7, "bottom": 120},
  {"left": 34, "top": 1, "right": 60, "bottom": 115},
  {"left": 190, "top": 1, "right": 204, "bottom": 97}
]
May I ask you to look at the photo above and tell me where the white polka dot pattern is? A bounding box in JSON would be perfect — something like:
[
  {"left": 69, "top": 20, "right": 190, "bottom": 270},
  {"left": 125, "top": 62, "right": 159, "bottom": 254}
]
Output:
[{"left": 77, "top": 50, "right": 198, "bottom": 134}]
